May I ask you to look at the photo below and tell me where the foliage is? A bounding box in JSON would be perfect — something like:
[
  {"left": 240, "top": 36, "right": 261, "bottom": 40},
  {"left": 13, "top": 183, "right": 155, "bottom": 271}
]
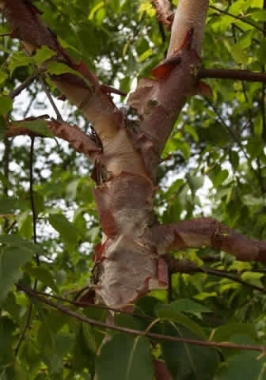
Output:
[{"left": 0, "top": 0, "right": 266, "bottom": 379}]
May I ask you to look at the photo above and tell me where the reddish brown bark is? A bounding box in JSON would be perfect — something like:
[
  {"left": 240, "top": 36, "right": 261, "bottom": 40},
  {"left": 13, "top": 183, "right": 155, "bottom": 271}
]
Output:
[
  {"left": 2, "top": 0, "right": 266, "bottom": 316},
  {"left": 153, "top": 360, "right": 173, "bottom": 380},
  {"left": 152, "top": 0, "right": 174, "bottom": 28},
  {"left": 147, "top": 218, "right": 266, "bottom": 263},
  {"left": 7, "top": 119, "right": 101, "bottom": 159}
]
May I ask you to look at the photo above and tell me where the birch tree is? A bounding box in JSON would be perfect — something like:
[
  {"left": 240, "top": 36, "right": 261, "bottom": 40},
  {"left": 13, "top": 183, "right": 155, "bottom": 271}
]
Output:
[{"left": 0, "top": 0, "right": 266, "bottom": 379}]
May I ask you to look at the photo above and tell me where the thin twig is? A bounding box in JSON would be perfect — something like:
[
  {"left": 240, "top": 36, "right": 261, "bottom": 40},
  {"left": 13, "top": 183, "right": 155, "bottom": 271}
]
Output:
[
  {"left": 15, "top": 138, "right": 39, "bottom": 356},
  {"left": 198, "top": 69, "right": 266, "bottom": 83},
  {"left": 2, "top": 138, "right": 11, "bottom": 232},
  {"left": 167, "top": 258, "right": 266, "bottom": 293},
  {"left": 38, "top": 76, "right": 64, "bottom": 122},
  {"left": 23, "top": 287, "right": 154, "bottom": 322},
  {"left": 17, "top": 283, "right": 266, "bottom": 353},
  {"left": 205, "top": 98, "right": 246, "bottom": 153},
  {"left": 23, "top": 96, "right": 35, "bottom": 119},
  {"left": 14, "top": 302, "right": 34, "bottom": 356},
  {"left": 29, "top": 137, "right": 38, "bottom": 248},
  {"left": 205, "top": 98, "right": 262, "bottom": 185},
  {"left": 209, "top": 5, "right": 264, "bottom": 33},
  {"left": 230, "top": 24, "right": 265, "bottom": 196},
  {"left": 3, "top": 138, "right": 11, "bottom": 196},
  {"left": 9, "top": 71, "right": 41, "bottom": 99}
]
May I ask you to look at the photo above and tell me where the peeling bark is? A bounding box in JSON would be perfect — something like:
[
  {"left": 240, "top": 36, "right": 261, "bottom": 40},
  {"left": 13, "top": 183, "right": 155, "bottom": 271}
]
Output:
[
  {"left": 0, "top": 0, "right": 146, "bottom": 177},
  {"left": 167, "top": 0, "right": 209, "bottom": 57},
  {"left": 2, "top": 0, "right": 266, "bottom": 317},
  {"left": 6, "top": 119, "right": 101, "bottom": 160},
  {"left": 152, "top": 0, "right": 174, "bottom": 28},
  {"left": 147, "top": 218, "right": 266, "bottom": 263}
]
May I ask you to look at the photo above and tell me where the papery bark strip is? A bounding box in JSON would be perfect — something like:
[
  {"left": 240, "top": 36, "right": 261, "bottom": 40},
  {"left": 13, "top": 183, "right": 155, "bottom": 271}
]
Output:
[{"left": 147, "top": 218, "right": 266, "bottom": 263}]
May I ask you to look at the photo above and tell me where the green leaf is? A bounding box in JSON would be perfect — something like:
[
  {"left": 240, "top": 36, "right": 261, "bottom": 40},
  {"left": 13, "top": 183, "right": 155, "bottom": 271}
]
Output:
[
  {"left": 65, "top": 179, "right": 80, "bottom": 200},
  {"left": 32, "top": 190, "right": 45, "bottom": 215},
  {"left": 216, "top": 352, "right": 266, "bottom": 380},
  {"left": 45, "top": 334, "right": 74, "bottom": 374},
  {"left": 0, "top": 115, "right": 7, "bottom": 139},
  {"left": 194, "top": 292, "right": 217, "bottom": 301},
  {"left": 0, "top": 196, "right": 21, "bottom": 213},
  {"left": 258, "top": 39, "right": 266, "bottom": 64},
  {"left": 138, "top": 1, "right": 156, "bottom": 17},
  {"left": 184, "top": 124, "right": 199, "bottom": 142},
  {"left": 46, "top": 61, "right": 78, "bottom": 76},
  {"left": 23, "top": 264, "right": 57, "bottom": 291},
  {"left": 9, "top": 51, "right": 33, "bottom": 74},
  {"left": 138, "top": 48, "right": 153, "bottom": 63},
  {"left": 163, "top": 299, "right": 212, "bottom": 315},
  {"left": 0, "top": 234, "right": 44, "bottom": 254},
  {"left": 212, "top": 323, "right": 258, "bottom": 343},
  {"left": 0, "top": 316, "right": 15, "bottom": 359},
  {"left": 228, "top": 44, "right": 249, "bottom": 65},
  {"left": 0, "top": 71, "right": 8, "bottom": 85},
  {"left": 110, "top": 0, "right": 124, "bottom": 13},
  {"left": 96, "top": 334, "right": 153, "bottom": 380},
  {"left": 0, "top": 173, "right": 12, "bottom": 190},
  {"left": 174, "top": 140, "right": 191, "bottom": 160},
  {"left": 80, "top": 323, "right": 98, "bottom": 354},
  {"left": 240, "top": 271, "right": 264, "bottom": 287},
  {"left": 156, "top": 307, "right": 206, "bottom": 339},
  {"left": 73, "top": 314, "right": 103, "bottom": 373},
  {"left": 250, "top": 9, "right": 266, "bottom": 21},
  {"left": 89, "top": 1, "right": 104, "bottom": 20},
  {"left": 161, "top": 323, "right": 219, "bottom": 379},
  {"left": 254, "top": 115, "right": 263, "bottom": 136},
  {"left": 208, "top": 167, "right": 229, "bottom": 188},
  {"left": 187, "top": 175, "right": 205, "bottom": 194},
  {"left": 17, "top": 210, "right": 33, "bottom": 240},
  {"left": 0, "top": 246, "right": 34, "bottom": 303},
  {"left": 49, "top": 213, "right": 80, "bottom": 247},
  {"left": 14, "top": 119, "right": 54, "bottom": 137},
  {"left": 19, "top": 340, "right": 41, "bottom": 373},
  {"left": 0, "top": 96, "right": 12, "bottom": 115},
  {"left": 86, "top": 226, "right": 100, "bottom": 243},
  {"left": 0, "top": 317, "right": 17, "bottom": 379},
  {"left": 2, "top": 292, "right": 21, "bottom": 323},
  {"left": 34, "top": 46, "right": 56, "bottom": 65}
]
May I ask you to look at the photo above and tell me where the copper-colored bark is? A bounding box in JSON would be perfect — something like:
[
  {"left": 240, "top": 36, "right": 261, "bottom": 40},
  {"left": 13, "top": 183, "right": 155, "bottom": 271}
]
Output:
[
  {"left": 7, "top": 119, "right": 101, "bottom": 160},
  {"left": 167, "top": 0, "right": 209, "bottom": 57},
  {"left": 152, "top": 0, "right": 174, "bottom": 28},
  {"left": 0, "top": 0, "right": 147, "bottom": 177},
  {"left": 2, "top": 0, "right": 266, "bottom": 314},
  {"left": 147, "top": 218, "right": 266, "bottom": 263}
]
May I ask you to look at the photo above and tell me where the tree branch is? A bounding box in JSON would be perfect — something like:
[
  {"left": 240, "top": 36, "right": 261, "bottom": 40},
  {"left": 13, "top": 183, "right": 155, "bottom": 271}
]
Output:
[
  {"left": 6, "top": 119, "right": 101, "bottom": 160},
  {"left": 147, "top": 218, "right": 266, "bottom": 264},
  {"left": 0, "top": 0, "right": 147, "bottom": 177},
  {"left": 152, "top": 0, "right": 174, "bottom": 28},
  {"left": 30, "top": 287, "right": 154, "bottom": 322},
  {"left": 198, "top": 68, "right": 266, "bottom": 83},
  {"left": 17, "top": 283, "right": 266, "bottom": 353},
  {"left": 9, "top": 71, "right": 42, "bottom": 99},
  {"left": 209, "top": 5, "right": 264, "bottom": 33},
  {"left": 39, "top": 76, "right": 63, "bottom": 122},
  {"left": 166, "top": 257, "right": 266, "bottom": 293},
  {"left": 167, "top": 0, "right": 209, "bottom": 57},
  {"left": 128, "top": 0, "right": 209, "bottom": 178}
]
